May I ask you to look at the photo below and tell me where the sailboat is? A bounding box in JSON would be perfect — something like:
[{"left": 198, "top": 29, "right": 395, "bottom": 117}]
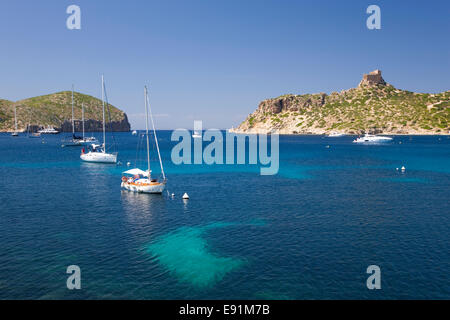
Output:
[
  {"left": 79, "top": 103, "right": 97, "bottom": 144},
  {"left": 11, "top": 107, "right": 19, "bottom": 136},
  {"left": 27, "top": 123, "right": 41, "bottom": 138},
  {"left": 62, "top": 86, "right": 84, "bottom": 147},
  {"left": 192, "top": 130, "right": 202, "bottom": 138},
  {"left": 121, "top": 86, "right": 166, "bottom": 194},
  {"left": 80, "top": 75, "right": 118, "bottom": 164}
]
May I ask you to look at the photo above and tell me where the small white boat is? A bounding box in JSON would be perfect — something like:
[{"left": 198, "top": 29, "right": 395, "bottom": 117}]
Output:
[
  {"left": 353, "top": 134, "right": 393, "bottom": 143},
  {"left": 80, "top": 75, "right": 118, "bottom": 164},
  {"left": 132, "top": 130, "right": 137, "bottom": 135},
  {"left": 121, "top": 86, "right": 166, "bottom": 194},
  {"left": 192, "top": 130, "right": 202, "bottom": 139},
  {"left": 38, "top": 126, "right": 59, "bottom": 134},
  {"left": 327, "top": 132, "right": 344, "bottom": 137}
]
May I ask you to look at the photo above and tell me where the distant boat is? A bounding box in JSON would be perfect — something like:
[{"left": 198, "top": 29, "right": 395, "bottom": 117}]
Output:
[
  {"left": 327, "top": 132, "right": 345, "bottom": 137},
  {"left": 192, "top": 130, "right": 202, "bottom": 139},
  {"left": 38, "top": 126, "right": 59, "bottom": 134},
  {"left": 353, "top": 134, "right": 393, "bottom": 143},
  {"left": 132, "top": 130, "right": 137, "bottom": 135},
  {"left": 80, "top": 75, "right": 118, "bottom": 164},
  {"left": 11, "top": 107, "right": 19, "bottom": 137},
  {"left": 29, "top": 133, "right": 41, "bottom": 138},
  {"left": 121, "top": 86, "right": 166, "bottom": 194},
  {"left": 62, "top": 86, "right": 86, "bottom": 147},
  {"left": 79, "top": 103, "right": 98, "bottom": 145},
  {"left": 27, "top": 123, "right": 41, "bottom": 138}
]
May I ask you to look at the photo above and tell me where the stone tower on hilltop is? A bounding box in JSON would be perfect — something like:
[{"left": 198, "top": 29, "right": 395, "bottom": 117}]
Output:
[{"left": 359, "top": 69, "right": 387, "bottom": 87}]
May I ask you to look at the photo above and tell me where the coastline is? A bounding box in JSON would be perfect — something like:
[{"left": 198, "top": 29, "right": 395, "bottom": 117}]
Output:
[{"left": 227, "top": 128, "right": 450, "bottom": 136}]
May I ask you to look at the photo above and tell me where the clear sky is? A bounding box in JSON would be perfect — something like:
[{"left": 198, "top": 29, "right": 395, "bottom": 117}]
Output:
[{"left": 0, "top": 0, "right": 448, "bottom": 129}]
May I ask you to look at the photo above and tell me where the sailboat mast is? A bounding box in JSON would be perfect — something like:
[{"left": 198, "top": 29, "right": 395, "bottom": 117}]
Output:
[
  {"left": 14, "top": 107, "right": 17, "bottom": 131},
  {"left": 146, "top": 88, "right": 166, "bottom": 181},
  {"left": 102, "top": 75, "right": 106, "bottom": 150},
  {"left": 82, "top": 103, "right": 85, "bottom": 140},
  {"left": 71, "top": 85, "right": 75, "bottom": 135},
  {"left": 144, "top": 86, "right": 151, "bottom": 174}
]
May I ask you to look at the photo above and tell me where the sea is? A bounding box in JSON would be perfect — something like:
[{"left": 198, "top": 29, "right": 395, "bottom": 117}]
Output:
[{"left": 0, "top": 131, "right": 449, "bottom": 299}]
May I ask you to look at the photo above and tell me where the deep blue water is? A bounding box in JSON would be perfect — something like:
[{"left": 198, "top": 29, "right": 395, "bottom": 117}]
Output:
[{"left": 0, "top": 132, "right": 449, "bottom": 299}]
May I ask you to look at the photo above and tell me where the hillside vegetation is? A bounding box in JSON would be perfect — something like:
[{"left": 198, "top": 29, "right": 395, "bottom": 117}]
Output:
[
  {"left": 232, "top": 70, "right": 449, "bottom": 135},
  {"left": 0, "top": 91, "right": 129, "bottom": 132}
]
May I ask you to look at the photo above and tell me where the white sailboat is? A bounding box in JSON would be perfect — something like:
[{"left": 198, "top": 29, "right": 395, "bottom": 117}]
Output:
[
  {"left": 80, "top": 75, "right": 118, "bottom": 164},
  {"left": 121, "top": 86, "right": 166, "bottom": 194},
  {"left": 62, "top": 86, "right": 84, "bottom": 147},
  {"left": 192, "top": 130, "right": 202, "bottom": 138},
  {"left": 79, "top": 103, "right": 97, "bottom": 144},
  {"left": 11, "top": 107, "right": 19, "bottom": 136},
  {"left": 27, "top": 123, "right": 41, "bottom": 138}
]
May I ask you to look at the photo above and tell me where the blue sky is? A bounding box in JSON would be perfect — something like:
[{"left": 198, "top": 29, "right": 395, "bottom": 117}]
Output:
[{"left": 0, "top": 0, "right": 448, "bottom": 129}]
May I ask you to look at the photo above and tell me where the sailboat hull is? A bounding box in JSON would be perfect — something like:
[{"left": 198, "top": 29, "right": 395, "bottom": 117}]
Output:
[
  {"left": 121, "top": 181, "right": 166, "bottom": 194},
  {"left": 81, "top": 151, "right": 117, "bottom": 164}
]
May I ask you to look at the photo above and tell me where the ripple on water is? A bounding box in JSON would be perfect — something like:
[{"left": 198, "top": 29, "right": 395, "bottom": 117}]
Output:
[{"left": 146, "top": 222, "right": 247, "bottom": 288}]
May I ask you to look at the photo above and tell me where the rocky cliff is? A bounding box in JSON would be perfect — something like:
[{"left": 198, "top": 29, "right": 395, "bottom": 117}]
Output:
[
  {"left": 231, "top": 70, "right": 449, "bottom": 135},
  {"left": 0, "top": 91, "right": 130, "bottom": 132}
]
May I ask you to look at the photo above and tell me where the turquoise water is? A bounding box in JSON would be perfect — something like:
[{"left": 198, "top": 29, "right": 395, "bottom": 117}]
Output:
[{"left": 0, "top": 132, "right": 449, "bottom": 299}]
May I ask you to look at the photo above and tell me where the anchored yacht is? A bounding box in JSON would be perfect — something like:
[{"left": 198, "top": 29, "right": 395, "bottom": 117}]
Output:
[
  {"left": 121, "top": 86, "right": 166, "bottom": 194},
  {"left": 353, "top": 134, "right": 393, "bottom": 143},
  {"left": 80, "top": 75, "right": 117, "bottom": 164},
  {"left": 38, "top": 126, "right": 59, "bottom": 134}
]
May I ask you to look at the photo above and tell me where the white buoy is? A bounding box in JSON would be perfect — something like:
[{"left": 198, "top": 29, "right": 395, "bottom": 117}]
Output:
[
  {"left": 182, "top": 193, "right": 189, "bottom": 200},
  {"left": 127, "top": 161, "right": 131, "bottom": 167},
  {"left": 171, "top": 193, "right": 175, "bottom": 197},
  {"left": 396, "top": 168, "right": 399, "bottom": 171}
]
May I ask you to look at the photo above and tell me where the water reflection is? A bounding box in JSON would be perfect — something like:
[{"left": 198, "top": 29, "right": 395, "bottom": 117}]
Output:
[{"left": 120, "top": 190, "right": 167, "bottom": 227}]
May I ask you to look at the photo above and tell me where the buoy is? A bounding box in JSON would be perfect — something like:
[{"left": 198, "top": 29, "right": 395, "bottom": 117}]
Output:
[
  {"left": 401, "top": 166, "right": 406, "bottom": 172},
  {"left": 127, "top": 162, "right": 131, "bottom": 167},
  {"left": 396, "top": 168, "right": 399, "bottom": 171},
  {"left": 171, "top": 193, "right": 175, "bottom": 197},
  {"left": 182, "top": 193, "right": 189, "bottom": 200}
]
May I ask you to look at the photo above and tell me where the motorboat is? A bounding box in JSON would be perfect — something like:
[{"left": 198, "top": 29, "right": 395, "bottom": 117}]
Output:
[
  {"left": 327, "top": 132, "right": 345, "bottom": 137},
  {"left": 38, "top": 126, "right": 59, "bottom": 134},
  {"left": 353, "top": 134, "right": 393, "bottom": 143}
]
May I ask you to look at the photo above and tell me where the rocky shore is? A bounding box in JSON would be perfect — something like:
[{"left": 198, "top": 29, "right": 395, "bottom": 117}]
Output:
[{"left": 231, "top": 70, "right": 449, "bottom": 135}]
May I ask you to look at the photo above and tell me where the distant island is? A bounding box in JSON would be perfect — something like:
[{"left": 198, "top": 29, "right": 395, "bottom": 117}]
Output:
[
  {"left": 0, "top": 91, "right": 130, "bottom": 132},
  {"left": 230, "top": 70, "right": 449, "bottom": 135}
]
